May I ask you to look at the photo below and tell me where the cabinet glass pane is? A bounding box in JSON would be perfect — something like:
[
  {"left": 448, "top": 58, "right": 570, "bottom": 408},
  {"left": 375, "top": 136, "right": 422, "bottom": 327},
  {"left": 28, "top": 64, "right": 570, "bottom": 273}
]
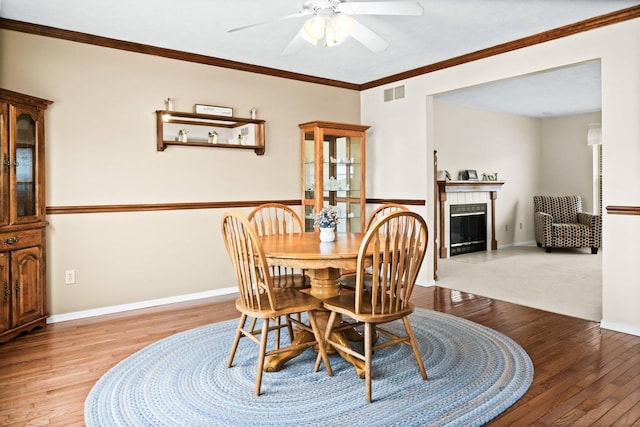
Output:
[
  {"left": 304, "top": 204, "right": 315, "bottom": 231},
  {"left": 0, "top": 109, "right": 5, "bottom": 224},
  {"left": 346, "top": 201, "right": 362, "bottom": 233},
  {"left": 322, "top": 134, "right": 362, "bottom": 231},
  {"left": 16, "top": 114, "right": 36, "bottom": 218},
  {"left": 303, "top": 132, "right": 315, "bottom": 200}
]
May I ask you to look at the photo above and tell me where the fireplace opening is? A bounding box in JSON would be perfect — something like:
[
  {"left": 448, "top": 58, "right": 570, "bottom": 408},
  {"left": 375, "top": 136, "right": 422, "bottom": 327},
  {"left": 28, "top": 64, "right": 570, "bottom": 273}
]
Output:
[{"left": 450, "top": 203, "right": 487, "bottom": 256}]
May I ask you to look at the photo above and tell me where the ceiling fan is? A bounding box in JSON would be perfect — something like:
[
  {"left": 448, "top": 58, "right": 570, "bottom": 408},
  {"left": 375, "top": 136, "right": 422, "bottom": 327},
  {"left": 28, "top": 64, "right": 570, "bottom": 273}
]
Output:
[{"left": 228, "top": 0, "right": 423, "bottom": 55}]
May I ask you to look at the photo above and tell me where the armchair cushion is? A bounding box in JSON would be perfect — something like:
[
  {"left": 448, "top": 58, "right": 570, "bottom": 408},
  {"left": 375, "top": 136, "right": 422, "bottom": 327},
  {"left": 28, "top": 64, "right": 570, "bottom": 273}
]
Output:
[{"left": 533, "top": 195, "right": 601, "bottom": 254}]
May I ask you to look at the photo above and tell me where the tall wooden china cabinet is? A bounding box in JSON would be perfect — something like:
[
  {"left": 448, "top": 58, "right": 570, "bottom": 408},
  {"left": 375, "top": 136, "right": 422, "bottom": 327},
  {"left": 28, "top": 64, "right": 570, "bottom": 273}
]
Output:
[
  {"left": 299, "top": 121, "right": 369, "bottom": 232},
  {"left": 0, "top": 89, "right": 51, "bottom": 344}
]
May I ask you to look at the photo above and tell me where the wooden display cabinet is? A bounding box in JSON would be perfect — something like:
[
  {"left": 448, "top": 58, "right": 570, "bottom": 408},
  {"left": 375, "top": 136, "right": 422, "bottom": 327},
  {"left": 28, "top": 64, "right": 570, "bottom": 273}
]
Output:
[
  {"left": 156, "top": 111, "right": 265, "bottom": 155},
  {"left": 299, "top": 121, "right": 369, "bottom": 232},
  {"left": 0, "top": 89, "right": 51, "bottom": 344}
]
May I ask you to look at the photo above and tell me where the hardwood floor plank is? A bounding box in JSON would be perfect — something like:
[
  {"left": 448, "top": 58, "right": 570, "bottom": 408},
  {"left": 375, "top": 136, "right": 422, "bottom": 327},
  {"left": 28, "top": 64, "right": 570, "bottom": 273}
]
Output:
[{"left": 1, "top": 287, "right": 640, "bottom": 426}]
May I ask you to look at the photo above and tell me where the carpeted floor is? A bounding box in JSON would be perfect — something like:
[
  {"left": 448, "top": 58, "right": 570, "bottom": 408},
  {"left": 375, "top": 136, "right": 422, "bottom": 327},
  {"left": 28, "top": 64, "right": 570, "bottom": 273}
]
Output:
[
  {"left": 85, "top": 308, "right": 533, "bottom": 427},
  {"left": 436, "top": 244, "right": 602, "bottom": 321}
]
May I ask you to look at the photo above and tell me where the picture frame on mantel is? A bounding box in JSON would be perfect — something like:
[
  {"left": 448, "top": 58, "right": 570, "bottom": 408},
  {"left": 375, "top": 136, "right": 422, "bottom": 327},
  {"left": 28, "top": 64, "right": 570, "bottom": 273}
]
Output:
[{"left": 461, "top": 169, "right": 478, "bottom": 180}]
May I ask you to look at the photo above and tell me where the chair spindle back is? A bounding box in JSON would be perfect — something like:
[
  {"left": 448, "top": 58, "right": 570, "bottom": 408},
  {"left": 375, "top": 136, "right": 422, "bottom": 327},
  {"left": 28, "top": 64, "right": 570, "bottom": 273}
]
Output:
[
  {"left": 221, "top": 211, "right": 276, "bottom": 312},
  {"left": 355, "top": 211, "right": 428, "bottom": 315}
]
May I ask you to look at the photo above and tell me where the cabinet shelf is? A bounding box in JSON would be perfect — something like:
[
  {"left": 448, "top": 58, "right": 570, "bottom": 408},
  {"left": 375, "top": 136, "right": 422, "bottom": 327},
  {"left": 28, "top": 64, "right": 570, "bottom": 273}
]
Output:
[
  {"left": 159, "top": 140, "right": 264, "bottom": 154},
  {"left": 155, "top": 110, "right": 265, "bottom": 155}
]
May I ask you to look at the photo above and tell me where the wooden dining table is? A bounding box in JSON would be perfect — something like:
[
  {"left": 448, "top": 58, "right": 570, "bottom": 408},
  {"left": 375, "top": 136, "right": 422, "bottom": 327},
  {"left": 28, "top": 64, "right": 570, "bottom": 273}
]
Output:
[{"left": 260, "top": 231, "right": 369, "bottom": 376}]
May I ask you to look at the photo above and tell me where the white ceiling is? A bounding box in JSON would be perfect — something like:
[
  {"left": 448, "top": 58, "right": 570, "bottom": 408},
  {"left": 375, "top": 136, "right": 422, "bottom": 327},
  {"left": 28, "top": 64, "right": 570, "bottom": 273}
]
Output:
[
  {"left": 435, "top": 60, "right": 602, "bottom": 118},
  {"left": 1, "top": 0, "right": 638, "bottom": 117}
]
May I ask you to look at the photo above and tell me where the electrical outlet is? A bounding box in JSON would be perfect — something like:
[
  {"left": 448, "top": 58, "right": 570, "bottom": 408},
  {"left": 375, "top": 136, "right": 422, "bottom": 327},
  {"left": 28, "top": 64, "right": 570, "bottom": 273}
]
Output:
[{"left": 65, "top": 270, "right": 76, "bottom": 285}]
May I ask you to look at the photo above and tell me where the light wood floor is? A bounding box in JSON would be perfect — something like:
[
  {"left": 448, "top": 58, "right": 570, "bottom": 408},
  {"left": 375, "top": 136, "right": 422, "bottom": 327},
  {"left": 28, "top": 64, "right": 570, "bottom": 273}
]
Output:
[{"left": 1, "top": 286, "right": 639, "bottom": 426}]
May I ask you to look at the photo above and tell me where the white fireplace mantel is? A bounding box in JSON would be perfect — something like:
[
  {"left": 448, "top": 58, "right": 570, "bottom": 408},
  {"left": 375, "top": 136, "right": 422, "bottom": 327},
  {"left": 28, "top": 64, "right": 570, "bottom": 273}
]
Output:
[{"left": 437, "top": 180, "right": 505, "bottom": 258}]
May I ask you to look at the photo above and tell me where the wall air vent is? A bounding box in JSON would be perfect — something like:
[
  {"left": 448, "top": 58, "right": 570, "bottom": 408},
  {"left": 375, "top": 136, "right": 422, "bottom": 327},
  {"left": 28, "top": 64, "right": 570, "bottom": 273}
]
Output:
[{"left": 384, "top": 85, "right": 405, "bottom": 102}]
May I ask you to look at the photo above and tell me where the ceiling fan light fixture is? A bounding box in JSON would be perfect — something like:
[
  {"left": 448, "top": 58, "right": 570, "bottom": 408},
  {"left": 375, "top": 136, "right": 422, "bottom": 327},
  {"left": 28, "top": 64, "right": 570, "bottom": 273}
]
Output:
[
  {"left": 303, "top": 16, "right": 326, "bottom": 42},
  {"left": 324, "top": 15, "right": 354, "bottom": 47},
  {"left": 302, "top": 13, "right": 354, "bottom": 48}
]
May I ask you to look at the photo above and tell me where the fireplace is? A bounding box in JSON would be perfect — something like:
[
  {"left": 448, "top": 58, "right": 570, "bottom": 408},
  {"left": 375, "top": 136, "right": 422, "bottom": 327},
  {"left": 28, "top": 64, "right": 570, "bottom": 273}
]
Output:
[
  {"left": 450, "top": 204, "right": 487, "bottom": 256},
  {"left": 437, "top": 179, "right": 505, "bottom": 259}
]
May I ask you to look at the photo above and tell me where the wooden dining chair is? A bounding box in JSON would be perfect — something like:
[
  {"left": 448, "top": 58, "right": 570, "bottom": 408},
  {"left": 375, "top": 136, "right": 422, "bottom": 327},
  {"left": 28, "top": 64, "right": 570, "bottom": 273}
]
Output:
[
  {"left": 247, "top": 203, "right": 309, "bottom": 290},
  {"left": 317, "top": 210, "right": 428, "bottom": 402},
  {"left": 222, "top": 211, "right": 333, "bottom": 396},
  {"left": 340, "top": 203, "right": 409, "bottom": 290}
]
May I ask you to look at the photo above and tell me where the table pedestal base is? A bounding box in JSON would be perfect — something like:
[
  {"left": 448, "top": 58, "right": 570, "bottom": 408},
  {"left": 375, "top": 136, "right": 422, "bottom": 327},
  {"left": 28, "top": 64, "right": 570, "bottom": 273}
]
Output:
[
  {"left": 264, "top": 266, "right": 365, "bottom": 377},
  {"left": 264, "top": 311, "right": 366, "bottom": 378}
]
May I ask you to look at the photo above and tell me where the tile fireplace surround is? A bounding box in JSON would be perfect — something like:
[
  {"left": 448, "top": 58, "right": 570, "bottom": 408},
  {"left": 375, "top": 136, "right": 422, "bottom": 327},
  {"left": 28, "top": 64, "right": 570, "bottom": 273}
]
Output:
[{"left": 437, "top": 180, "right": 505, "bottom": 258}]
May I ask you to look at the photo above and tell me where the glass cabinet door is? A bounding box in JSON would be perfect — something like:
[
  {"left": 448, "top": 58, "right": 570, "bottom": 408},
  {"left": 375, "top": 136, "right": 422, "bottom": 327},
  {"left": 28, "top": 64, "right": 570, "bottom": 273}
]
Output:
[
  {"left": 323, "top": 134, "right": 363, "bottom": 233},
  {"left": 303, "top": 130, "right": 316, "bottom": 231},
  {"left": 0, "top": 104, "right": 8, "bottom": 226},
  {"left": 13, "top": 110, "right": 38, "bottom": 222}
]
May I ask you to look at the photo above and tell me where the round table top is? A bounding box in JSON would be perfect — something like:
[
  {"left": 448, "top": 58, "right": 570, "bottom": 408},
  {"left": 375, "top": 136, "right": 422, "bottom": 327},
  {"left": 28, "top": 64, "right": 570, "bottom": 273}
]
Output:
[{"left": 260, "top": 232, "right": 365, "bottom": 269}]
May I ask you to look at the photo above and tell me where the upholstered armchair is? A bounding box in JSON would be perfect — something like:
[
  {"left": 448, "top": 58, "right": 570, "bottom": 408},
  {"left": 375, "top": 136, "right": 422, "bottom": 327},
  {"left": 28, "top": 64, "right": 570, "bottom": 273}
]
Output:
[{"left": 533, "top": 195, "right": 601, "bottom": 254}]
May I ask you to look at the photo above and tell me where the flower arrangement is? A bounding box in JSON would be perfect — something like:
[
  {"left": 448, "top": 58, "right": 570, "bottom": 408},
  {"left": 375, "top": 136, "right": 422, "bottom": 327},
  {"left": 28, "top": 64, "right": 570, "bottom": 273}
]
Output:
[{"left": 314, "top": 207, "right": 340, "bottom": 229}]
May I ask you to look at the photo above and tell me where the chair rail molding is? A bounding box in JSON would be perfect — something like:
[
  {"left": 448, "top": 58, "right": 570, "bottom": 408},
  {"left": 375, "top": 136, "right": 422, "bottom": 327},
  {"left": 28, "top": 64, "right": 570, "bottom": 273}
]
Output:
[{"left": 606, "top": 205, "right": 640, "bottom": 215}]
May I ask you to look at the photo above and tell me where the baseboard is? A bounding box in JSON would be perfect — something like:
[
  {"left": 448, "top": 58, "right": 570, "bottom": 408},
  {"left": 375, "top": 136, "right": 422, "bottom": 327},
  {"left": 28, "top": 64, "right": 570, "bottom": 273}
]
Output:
[
  {"left": 600, "top": 321, "right": 640, "bottom": 337},
  {"left": 47, "top": 287, "right": 238, "bottom": 324},
  {"left": 497, "top": 240, "right": 536, "bottom": 249},
  {"left": 417, "top": 279, "right": 435, "bottom": 287}
]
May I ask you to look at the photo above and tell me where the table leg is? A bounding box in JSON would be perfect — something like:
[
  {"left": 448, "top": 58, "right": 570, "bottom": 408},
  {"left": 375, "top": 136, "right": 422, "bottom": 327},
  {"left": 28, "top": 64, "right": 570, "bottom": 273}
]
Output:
[{"left": 305, "top": 267, "right": 341, "bottom": 299}]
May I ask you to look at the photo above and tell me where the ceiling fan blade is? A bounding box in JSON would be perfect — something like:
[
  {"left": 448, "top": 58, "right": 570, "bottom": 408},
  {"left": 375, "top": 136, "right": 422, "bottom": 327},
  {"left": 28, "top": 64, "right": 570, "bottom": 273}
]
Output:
[
  {"left": 228, "top": 10, "right": 312, "bottom": 33},
  {"left": 282, "top": 28, "right": 313, "bottom": 55},
  {"left": 349, "top": 18, "right": 389, "bottom": 52},
  {"left": 336, "top": 1, "right": 423, "bottom": 16}
]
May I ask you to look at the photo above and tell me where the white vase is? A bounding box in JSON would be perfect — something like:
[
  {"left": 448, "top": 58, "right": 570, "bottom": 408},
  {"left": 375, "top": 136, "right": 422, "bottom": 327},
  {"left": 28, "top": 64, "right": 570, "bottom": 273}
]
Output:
[{"left": 319, "top": 227, "right": 335, "bottom": 243}]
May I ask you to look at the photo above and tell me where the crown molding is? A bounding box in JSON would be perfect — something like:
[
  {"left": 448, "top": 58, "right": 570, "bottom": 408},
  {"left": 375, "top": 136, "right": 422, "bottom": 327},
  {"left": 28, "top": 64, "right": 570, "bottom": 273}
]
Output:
[
  {"left": 0, "top": 18, "right": 359, "bottom": 91},
  {"left": 360, "top": 5, "right": 640, "bottom": 89}
]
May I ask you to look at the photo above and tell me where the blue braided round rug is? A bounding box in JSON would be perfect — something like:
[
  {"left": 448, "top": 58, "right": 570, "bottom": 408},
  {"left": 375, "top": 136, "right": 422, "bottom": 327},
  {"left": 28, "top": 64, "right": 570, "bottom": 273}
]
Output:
[{"left": 85, "top": 308, "right": 533, "bottom": 426}]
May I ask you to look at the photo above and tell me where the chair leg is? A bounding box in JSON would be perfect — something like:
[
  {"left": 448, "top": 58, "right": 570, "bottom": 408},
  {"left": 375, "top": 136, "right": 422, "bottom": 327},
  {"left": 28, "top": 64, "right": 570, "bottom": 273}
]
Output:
[
  {"left": 227, "top": 314, "right": 247, "bottom": 368},
  {"left": 248, "top": 317, "right": 258, "bottom": 333},
  {"left": 403, "top": 317, "right": 427, "bottom": 380},
  {"left": 285, "top": 315, "right": 295, "bottom": 342},
  {"left": 545, "top": 247, "right": 552, "bottom": 253},
  {"left": 315, "top": 311, "right": 339, "bottom": 373},
  {"left": 255, "top": 318, "right": 270, "bottom": 396},
  {"left": 364, "top": 322, "right": 373, "bottom": 403},
  {"left": 591, "top": 247, "right": 598, "bottom": 254},
  {"left": 308, "top": 310, "right": 333, "bottom": 377},
  {"left": 274, "top": 316, "right": 282, "bottom": 350}
]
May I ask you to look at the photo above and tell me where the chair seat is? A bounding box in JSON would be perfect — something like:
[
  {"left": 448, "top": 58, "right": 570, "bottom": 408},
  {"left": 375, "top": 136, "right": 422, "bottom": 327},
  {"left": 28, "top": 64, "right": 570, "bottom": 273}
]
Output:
[
  {"left": 552, "top": 223, "right": 592, "bottom": 239},
  {"left": 322, "top": 293, "right": 415, "bottom": 324},
  {"left": 235, "top": 288, "right": 322, "bottom": 319},
  {"left": 339, "top": 273, "right": 372, "bottom": 290},
  {"left": 272, "top": 273, "right": 310, "bottom": 289}
]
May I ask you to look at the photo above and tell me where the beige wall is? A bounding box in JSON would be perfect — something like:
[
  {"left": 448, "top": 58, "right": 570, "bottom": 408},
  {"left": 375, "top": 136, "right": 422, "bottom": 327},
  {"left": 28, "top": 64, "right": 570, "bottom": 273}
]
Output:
[
  {"left": 362, "top": 18, "right": 640, "bottom": 335},
  {"left": 434, "top": 100, "right": 541, "bottom": 245},
  {"left": 540, "top": 112, "right": 601, "bottom": 213},
  {"left": 0, "top": 29, "right": 360, "bottom": 315}
]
